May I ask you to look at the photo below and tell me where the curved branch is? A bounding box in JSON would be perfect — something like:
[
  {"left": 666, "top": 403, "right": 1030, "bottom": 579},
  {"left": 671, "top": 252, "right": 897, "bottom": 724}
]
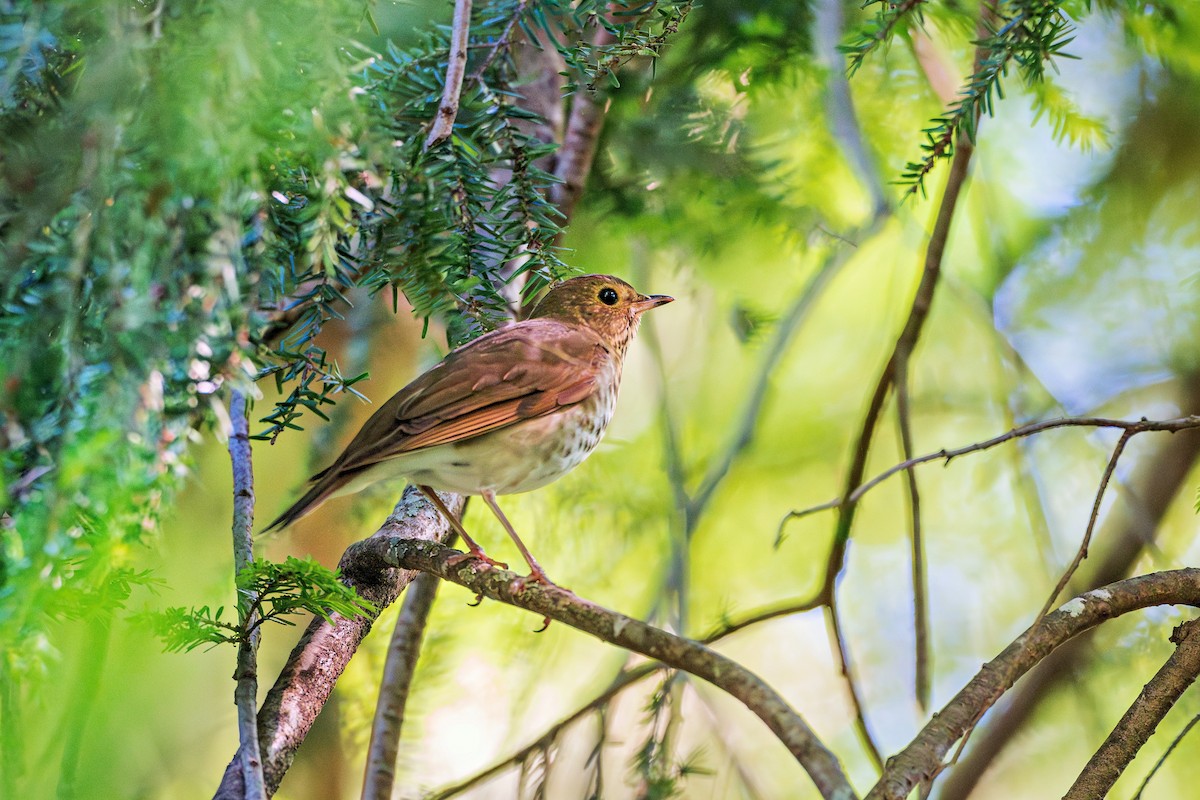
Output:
[
  {"left": 868, "top": 570, "right": 1200, "bottom": 800},
  {"left": 351, "top": 536, "right": 858, "bottom": 800},
  {"left": 1064, "top": 618, "right": 1200, "bottom": 800}
]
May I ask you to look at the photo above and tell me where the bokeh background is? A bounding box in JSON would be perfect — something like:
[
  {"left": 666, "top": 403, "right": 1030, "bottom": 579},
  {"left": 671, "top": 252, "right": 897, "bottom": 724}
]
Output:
[{"left": 4, "top": 0, "right": 1200, "bottom": 798}]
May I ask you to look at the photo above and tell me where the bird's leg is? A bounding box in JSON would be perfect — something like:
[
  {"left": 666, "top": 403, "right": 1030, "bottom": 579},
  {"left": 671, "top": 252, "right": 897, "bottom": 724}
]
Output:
[
  {"left": 480, "top": 489, "right": 555, "bottom": 588},
  {"left": 417, "top": 485, "right": 509, "bottom": 570}
]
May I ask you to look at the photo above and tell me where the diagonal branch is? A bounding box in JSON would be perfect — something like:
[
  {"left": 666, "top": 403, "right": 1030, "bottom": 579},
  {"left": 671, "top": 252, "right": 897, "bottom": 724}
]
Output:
[
  {"left": 1063, "top": 618, "right": 1200, "bottom": 800},
  {"left": 690, "top": 223, "right": 877, "bottom": 522},
  {"left": 824, "top": 131, "right": 974, "bottom": 595},
  {"left": 1037, "top": 430, "right": 1133, "bottom": 619}
]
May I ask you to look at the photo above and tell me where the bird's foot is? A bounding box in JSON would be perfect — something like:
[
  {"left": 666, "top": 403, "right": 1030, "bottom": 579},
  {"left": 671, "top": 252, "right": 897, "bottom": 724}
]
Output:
[{"left": 447, "top": 548, "right": 509, "bottom": 571}]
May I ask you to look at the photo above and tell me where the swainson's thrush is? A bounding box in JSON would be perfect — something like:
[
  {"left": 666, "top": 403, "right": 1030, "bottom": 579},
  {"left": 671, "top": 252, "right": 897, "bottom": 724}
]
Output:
[{"left": 266, "top": 274, "right": 673, "bottom": 584}]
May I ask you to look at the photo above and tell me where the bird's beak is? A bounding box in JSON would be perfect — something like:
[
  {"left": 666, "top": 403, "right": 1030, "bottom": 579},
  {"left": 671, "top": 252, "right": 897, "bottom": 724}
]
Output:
[{"left": 633, "top": 294, "right": 674, "bottom": 313}]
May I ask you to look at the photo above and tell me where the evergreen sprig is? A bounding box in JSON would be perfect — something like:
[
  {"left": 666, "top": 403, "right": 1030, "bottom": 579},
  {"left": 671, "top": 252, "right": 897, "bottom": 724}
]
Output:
[
  {"left": 898, "top": 0, "right": 1077, "bottom": 197},
  {"left": 840, "top": 0, "right": 929, "bottom": 77},
  {"left": 146, "top": 556, "right": 375, "bottom": 653}
]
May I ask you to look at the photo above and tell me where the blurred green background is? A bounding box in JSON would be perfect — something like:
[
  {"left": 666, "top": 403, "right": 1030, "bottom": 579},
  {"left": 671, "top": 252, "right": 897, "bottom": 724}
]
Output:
[{"left": 4, "top": 0, "right": 1200, "bottom": 798}]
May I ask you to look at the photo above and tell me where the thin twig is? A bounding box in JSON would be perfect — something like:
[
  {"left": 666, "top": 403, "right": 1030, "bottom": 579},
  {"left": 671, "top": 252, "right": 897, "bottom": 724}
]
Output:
[
  {"left": 550, "top": 23, "right": 615, "bottom": 223},
  {"left": 361, "top": 567, "right": 447, "bottom": 800},
  {"left": 357, "top": 537, "right": 857, "bottom": 800},
  {"left": 700, "top": 594, "right": 826, "bottom": 644},
  {"left": 826, "top": 601, "right": 885, "bottom": 771},
  {"left": 868, "top": 570, "right": 1200, "bottom": 800},
  {"left": 1037, "top": 430, "right": 1133, "bottom": 619},
  {"left": 894, "top": 358, "right": 930, "bottom": 711},
  {"left": 1064, "top": 618, "right": 1200, "bottom": 800},
  {"left": 424, "top": 0, "right": 474, "bottom": 149},
  {"left": 228, "top": 388, "right": 266, "bottom": 800},
  {"left": 783, "top": 415, "right": 1200, "bottom": 525},
  {"left": 1131, "top": 712, "right": 1200, "bottom": 799},
  {"left": 468, "top": 0, "right": 531, "bottom": 80}
]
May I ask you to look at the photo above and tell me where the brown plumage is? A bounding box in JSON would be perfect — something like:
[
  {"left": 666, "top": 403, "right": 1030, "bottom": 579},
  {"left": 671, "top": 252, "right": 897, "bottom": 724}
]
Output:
[{"left": 265, "top": 274, "right": 673, "bottom": 584}]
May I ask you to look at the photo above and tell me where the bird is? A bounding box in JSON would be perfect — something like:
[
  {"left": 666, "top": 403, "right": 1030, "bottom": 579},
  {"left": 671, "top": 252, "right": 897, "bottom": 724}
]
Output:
[{"left": 265, "top": 274, "right": 673, "bottom": 585}]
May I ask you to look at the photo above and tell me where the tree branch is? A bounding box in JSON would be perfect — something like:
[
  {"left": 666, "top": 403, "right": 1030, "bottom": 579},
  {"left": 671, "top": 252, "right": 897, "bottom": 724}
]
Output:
[
  {"left": 929, "top": 376, "right": 1200, "bottom": 800},
  {"left": 868, "top": 570, "right": 1200, "bottom": 800},
  {"left": 228, "top": 389, "right": 266, "bottom": 800},
  {"left": 424, "top": 0, "right": 474, "bottom": 149},
  {"left": 1064, "top": 618, "right": 1200, "bottom": 800},
  {"left": 550, "top": 39, "right": 614, "bottom": 224},
  {"left": 351, "top": 536, "right": 858, "bottom": 800},
  {"left": 825, "top": 131, "right": 974, "bottom": 591},
  {"left": 213, "top": 487, "right": 464, "bottom": 799}
]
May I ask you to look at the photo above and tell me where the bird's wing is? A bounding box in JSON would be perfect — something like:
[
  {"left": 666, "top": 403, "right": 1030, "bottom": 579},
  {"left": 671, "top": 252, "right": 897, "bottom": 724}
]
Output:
[{"left": 328, "top": 319, "right": 608, "bottom": 474}]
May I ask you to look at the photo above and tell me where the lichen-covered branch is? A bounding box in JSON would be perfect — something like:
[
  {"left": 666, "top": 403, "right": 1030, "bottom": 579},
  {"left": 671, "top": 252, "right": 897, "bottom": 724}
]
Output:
[{"left": 212, "top": 487, "right": 464, "bottom": 799}]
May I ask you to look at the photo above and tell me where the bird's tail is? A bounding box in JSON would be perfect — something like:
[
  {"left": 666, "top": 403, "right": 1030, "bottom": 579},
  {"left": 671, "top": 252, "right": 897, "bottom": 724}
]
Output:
[{"left": 260, "top": 468, "right": 342, "bottom": 534}]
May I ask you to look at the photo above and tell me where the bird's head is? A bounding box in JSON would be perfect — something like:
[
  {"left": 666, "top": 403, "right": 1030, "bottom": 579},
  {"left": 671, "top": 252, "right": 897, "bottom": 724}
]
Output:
[{"left": 528, "top": 274, "right": 673, "bottom": 348}]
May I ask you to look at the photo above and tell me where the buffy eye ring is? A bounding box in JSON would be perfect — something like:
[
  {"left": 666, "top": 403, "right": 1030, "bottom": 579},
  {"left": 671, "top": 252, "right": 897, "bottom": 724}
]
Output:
[{"left": 598, "top": 287, "right": 619, "bottom": 305}]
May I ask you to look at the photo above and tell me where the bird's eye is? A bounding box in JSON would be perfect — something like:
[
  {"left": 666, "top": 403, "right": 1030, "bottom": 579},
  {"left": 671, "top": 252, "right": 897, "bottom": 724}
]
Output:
[{"left": 598, "top": 287, "right": 619, "bottom": 306}]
